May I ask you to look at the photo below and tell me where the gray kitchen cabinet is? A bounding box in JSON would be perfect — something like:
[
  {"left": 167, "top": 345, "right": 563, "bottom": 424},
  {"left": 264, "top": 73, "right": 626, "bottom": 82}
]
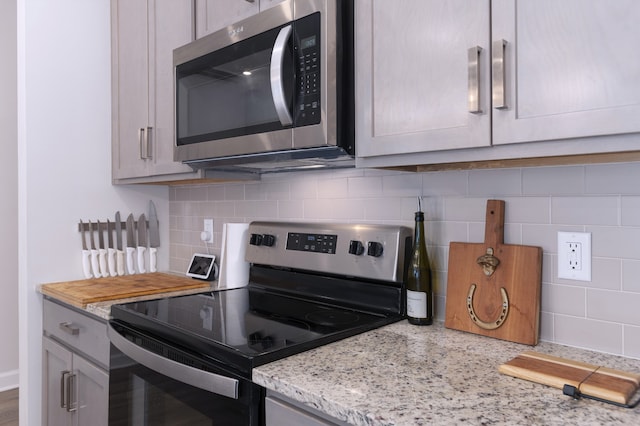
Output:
[
  {"left": 111, "top": 0, "right": 202, "bottom": 184},
  {"left": 195, "top": 0, "right": 287, "bottom": 38},
  {"left": 42, "top": 299, "right": 109, "bottom": 426},
  {"left": 355, "top": 0, "right": 491, "bottom": 158},
  {"left": 265, "top": 391, "right": 348, "bottom": 426},
  {"left": 356, "top": 0, "right": 640, "bottom": 168}
]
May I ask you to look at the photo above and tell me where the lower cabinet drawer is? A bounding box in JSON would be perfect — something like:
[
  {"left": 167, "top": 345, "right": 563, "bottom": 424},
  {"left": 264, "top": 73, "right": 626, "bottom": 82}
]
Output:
[
  {"left": 265, "top": 395, "right": 342, "bottom": 426},
  {"left": 43, "top": 299, "right": 109, "bottom": 368}
]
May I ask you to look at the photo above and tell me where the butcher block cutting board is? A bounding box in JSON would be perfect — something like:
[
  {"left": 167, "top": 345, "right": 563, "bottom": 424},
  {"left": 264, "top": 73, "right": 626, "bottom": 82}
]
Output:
[
  {"left": 500, "top": 351, "right": 640, "bottom": 405},
  {"left": 445, "top": 200, "right": 542, "bottom": 345},
  {"left": 40, "top": 273, "right": 211, "bottom": 308}
]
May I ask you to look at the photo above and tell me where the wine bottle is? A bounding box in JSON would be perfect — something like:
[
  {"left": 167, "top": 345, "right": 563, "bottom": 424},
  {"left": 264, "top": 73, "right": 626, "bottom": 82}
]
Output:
[{"left": 406, "top": 199, "right": 433, "bottom": 325}]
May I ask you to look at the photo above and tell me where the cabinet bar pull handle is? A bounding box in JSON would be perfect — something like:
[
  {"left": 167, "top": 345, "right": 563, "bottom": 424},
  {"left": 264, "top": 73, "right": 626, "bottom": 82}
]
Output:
[
  {"left": 492, "top": 39, "right": 508, "bottom": 110},
  {"left": 468, "top": 46, "right": 482, "bottom": 113},
  {"left": 66, "top": 373, "right": 77, "bottom": 413},
  {"left": 146, "top": 126, "right": 153, "bottom": 159},
  {"left": 60, "top": 371, "right": 70, "bottom": 409},
  {"left": 139, "top": 128, "right": 146, "bottom": 159},
  {"left": 59, "top": 322, "right": 80, "bottom": 336}
]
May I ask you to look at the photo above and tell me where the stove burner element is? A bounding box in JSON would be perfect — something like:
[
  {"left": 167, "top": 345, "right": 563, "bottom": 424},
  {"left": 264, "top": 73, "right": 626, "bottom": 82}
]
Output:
[{"left": 305, "top": 310, "right": 361, "bottom": 327}]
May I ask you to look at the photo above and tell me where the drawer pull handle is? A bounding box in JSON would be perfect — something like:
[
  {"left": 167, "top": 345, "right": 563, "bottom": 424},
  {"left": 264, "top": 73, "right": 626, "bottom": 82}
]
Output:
[{"left": 59, "top": 322, "right": 80, "bottom": 336}]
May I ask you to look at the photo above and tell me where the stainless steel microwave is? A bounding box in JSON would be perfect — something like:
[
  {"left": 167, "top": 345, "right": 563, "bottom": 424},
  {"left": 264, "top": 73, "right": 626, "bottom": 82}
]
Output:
[{"left": 173, "top": 0, "right": 354, "bottom": 173}]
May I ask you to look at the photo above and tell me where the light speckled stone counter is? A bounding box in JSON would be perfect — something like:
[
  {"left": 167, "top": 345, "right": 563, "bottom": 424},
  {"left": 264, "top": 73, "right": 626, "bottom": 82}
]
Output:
[{"left": 253, "top": 321, "right": 640, "bottom": 425}]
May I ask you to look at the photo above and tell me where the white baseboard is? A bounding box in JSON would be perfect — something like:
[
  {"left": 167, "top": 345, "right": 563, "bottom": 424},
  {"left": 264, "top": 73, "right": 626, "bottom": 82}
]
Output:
[{"left": 0, "top": 369, "right": 19, "bottom": 392}]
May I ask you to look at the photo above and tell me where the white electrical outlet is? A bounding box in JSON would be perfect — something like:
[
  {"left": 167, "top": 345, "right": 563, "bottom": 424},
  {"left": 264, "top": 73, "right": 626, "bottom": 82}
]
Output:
[
  {"left": 557, "top": 231, "right": 591, "bottom": 281},
  {"left": 203, "top": 219, "right": 214, "bottom": 243}
]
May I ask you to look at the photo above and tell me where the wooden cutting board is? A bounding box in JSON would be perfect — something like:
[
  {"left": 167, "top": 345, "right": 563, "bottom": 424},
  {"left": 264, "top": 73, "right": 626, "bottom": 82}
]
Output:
[
  {"left": 40, "top": 273, "right": 211, "bottom": 308},
  {"left": 445, "top": 200, "right": 542, "bottom": 345},
  {"left": 500, "top": 351, "right": 640, "bottom": 405}
]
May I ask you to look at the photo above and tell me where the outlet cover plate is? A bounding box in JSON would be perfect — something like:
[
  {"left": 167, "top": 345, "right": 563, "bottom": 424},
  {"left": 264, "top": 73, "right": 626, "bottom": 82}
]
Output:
[{"left": 557, "top": 231, "right": 591, "bottom": 281}]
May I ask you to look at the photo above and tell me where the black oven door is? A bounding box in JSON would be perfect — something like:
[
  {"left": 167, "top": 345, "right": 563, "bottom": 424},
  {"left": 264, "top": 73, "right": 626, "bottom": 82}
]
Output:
[{"left": 108, "top": 322, "right": 263, "bottom": 426}]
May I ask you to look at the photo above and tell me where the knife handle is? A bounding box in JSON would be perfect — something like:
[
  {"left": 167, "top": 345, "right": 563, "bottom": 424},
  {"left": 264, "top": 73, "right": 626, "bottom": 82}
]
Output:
[
  {"left": 99, "top": 249, "right": 108, "bottom": 277},
  {"left": 116, "top": 249, "right": 125, "bottom": 276},
  {"left": 82, "top": 250, "right": 93, "bottom": 279},
  {"left": 90, "top": 249, "right": 102, "bottom": 278},
  {"left": 149, "top": 247, "right": 157, "bottom": 273},
  {"left": 126, "top": 247, "right": 136, "bottom": 275},
  {"left": 107, "top": 248, "right": 117, "bottom": 277},
  {"left": 137, "top": 247, "right": 147, "bottom": 273}
]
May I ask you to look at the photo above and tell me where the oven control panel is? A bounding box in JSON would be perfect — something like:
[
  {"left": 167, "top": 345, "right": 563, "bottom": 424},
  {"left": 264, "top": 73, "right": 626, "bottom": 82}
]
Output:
[{"left": 246, "top": 222, "right": 412, "bottom": 283}]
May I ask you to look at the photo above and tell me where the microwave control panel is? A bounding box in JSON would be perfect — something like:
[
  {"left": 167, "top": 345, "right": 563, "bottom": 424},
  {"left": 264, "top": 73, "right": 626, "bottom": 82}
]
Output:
[{"left": 295, "top": 12, "right": 321, "bottom": 127}]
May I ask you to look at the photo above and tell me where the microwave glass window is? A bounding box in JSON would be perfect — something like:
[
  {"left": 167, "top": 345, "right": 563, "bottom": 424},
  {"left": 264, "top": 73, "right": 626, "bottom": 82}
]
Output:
[{"left": 176, "top": 26, "right": 295, "bottom": 146}]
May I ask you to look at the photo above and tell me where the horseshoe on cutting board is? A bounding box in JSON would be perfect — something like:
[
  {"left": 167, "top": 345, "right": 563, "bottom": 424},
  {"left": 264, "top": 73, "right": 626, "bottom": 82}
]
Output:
[{"left": 444, "top": 200, "right": 543, "bottom": 345}]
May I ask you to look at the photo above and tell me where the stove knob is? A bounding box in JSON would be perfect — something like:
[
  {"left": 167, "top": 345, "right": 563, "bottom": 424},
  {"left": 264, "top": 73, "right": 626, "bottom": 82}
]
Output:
[
  {"left": 249, "top": 233, "right": 263, "bottom": 246},
  {"left": 262, "top": 234, "right": 276, "bottom": 247},
  {"left": 348, "top": 240, "right": 364, "bottom": 255},
  {"left": 367, "top": 241, "right": 384, "bottom": 257}
]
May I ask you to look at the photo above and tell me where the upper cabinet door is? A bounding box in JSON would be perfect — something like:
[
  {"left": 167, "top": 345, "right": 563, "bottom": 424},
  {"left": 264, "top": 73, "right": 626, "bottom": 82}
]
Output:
[
  {"left": 356, "top": 0, "right": 491, "bottom": 158},
  {"left": 148, "top": 0, "right": 198, "bottom": 177},
  {"left": 111, "top": 0, "right": 150, "bottom": 179},
  {"left": 112, "top": 0, "right": 199, "bottom": 183},
  {"left": 492, "top": 0, "right": 640, "bottom": 145}
]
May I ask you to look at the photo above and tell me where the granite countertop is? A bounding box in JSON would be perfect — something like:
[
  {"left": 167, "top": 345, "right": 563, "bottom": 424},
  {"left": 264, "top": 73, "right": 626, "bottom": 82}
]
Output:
[{"left": 253, "top": 321, "right": 640, "bottom": 425}]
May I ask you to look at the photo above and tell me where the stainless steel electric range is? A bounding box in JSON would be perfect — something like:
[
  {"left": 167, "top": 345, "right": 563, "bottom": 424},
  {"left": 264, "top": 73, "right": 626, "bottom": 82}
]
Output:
[{"left": 107, "top": 222, "right": 411, "bottom": 425}]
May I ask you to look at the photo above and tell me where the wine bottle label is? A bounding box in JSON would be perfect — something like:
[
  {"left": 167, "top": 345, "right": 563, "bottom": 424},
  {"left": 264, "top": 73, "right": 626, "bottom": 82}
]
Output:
[{"left": 407, "top": 289, "right": 427, "bottom": 318}]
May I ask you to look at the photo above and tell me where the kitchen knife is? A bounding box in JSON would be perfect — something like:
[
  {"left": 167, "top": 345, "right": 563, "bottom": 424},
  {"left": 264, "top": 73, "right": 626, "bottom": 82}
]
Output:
[
  {"left": 80, "top": 220, "right": 92, "bottom": 279},
  {"left": 97, "top": 220, "right": 108, "bottom": 277},
  {"left": 89, "top": 221, "right": 102, "bottom": 278},
  {"left": 148, "top": 201, "right": 160, "bottom": 273},
  {"left": 126, "top": 214, "right": 137, "bottom": 275},
  {"left": 137, "top": 213, "right": 148, "bottom": 273},
  {"left": 107, "top": 219, "right": 117, "bottom": 277},
  {"left": 115, "top": 212, "right": 125, "bottom": 276}
]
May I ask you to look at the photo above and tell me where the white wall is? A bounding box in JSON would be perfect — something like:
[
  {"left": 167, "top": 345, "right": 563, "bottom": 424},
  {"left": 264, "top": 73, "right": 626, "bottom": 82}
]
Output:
[
  {"left": 0, "top": 0, "right": 19, "bottom": 392},
  {"left": 17, "top": 1, "right": 169, "bottom": 424}
]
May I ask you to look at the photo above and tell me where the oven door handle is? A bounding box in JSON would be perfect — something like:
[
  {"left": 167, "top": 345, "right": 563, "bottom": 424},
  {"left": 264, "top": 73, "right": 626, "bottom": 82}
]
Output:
[
  {"left": 270, "top": 24, "right": 294, "bottom": 126},
  {"left": 108, "top": 323, "right": 239, "bottom": 399}
]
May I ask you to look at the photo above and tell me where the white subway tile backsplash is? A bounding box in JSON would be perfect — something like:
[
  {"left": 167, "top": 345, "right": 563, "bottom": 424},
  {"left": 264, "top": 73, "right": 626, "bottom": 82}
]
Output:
[
  {"left": 502, "top": 197, "right": 550, "bottom": 224},
  {"left": 224, "top": 184, "right": 245, "bottom": 200},
  {"left": 541, "top": 284, "right": 586, "bottom": 317},
  {"left": 206, "top": 185, "right": 225, "bottom": 201},
  {"left": 587, "top": 289, "right": 640, "bottom": 326},
  {"left": 382, "top": 173, "right": 422, "bottom": 197},
  {"left": 590, "top": 226, "right": 640, "bottom": 260},
  {"left": 620, "top": 196, "right": 640, "bottom": 226},
  {"left": 444, "top": 198, "right": 487, "bottom": 222},
  {"left": 169, "top": 162, "right": 640, "bottom": 359},
  {"left": 348, "top": 176, "right": 383, "bottom": 197},
  {"left": 624, "top": 326, "right": 640, "bottom": 358},
  {"left": 318, "top": 177, "right": 349, "bottom": 199},
  {"left": 523, "top": 165, "right": 584, "bottom": 195},
  {"left": 551, "top": 196, "right": 618, "bottom": 226},
  {"left": 554, "top": 315, "right": 623, "bottom": 355},
  {"left": 468, "top": 168, "right": 522, "bottom": 196},
  {"left": 590, "top": 257, "right": 621, "bottom": 291},
  {"left": 303, "top": 198, "right": 365, "bottom": 220},
  {"left": 422, "top": 170, "right": 468, "bottom": 196},
  {"left": 363, "top": 198, "right": 403, "bottom": 221},
  {"left": 586, "top": 163, "right": 640, "bottom": 194},
  {"left": 277, "top": 200, "right": 304, "bottom": 219},
  {"left": 622, "top": 260, "right": 640, "bottom": 293}
]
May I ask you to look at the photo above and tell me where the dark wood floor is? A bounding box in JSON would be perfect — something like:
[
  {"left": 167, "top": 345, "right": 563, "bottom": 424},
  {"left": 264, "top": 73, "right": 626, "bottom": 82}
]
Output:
[{"left": 0, "top": 389, "right": 18, "bottom": 426}]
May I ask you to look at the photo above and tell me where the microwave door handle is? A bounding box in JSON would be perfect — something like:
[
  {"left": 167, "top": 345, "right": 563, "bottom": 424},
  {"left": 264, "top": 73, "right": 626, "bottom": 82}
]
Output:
[
  {"left": 270, "top": 24, "right": 294, "bottom": 126},
  {"left": 108, "top": 324, "right": 239, "bottom": 399}
]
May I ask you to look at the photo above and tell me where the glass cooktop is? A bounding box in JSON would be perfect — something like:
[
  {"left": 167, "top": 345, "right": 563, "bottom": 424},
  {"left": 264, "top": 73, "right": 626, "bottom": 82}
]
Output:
[{"left": 110, "top": 286, "right": 400, "bottom": 375}]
